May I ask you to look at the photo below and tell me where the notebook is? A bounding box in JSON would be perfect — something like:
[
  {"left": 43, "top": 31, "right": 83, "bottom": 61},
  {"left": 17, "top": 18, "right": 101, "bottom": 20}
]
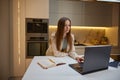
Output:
[{"left": 69, "top": 45, "right": 112, "bottom": 75}]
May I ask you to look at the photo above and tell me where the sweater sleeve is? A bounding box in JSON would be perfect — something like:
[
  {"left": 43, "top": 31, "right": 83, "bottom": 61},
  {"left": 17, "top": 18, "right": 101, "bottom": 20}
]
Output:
[{"left": 68, "top": 34, "right": 79, "bottom": 59}]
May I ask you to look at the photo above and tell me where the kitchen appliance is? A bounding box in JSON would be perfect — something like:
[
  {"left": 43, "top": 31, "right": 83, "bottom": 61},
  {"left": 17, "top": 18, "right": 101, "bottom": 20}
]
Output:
[{"left": 26, "top": 18, "right": 48, "bottom": 58}]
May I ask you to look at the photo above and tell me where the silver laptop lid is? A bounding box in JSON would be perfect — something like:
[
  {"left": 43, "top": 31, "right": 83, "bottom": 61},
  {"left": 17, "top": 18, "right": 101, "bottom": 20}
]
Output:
[{"left": 83, "top": 45, "right": 112, "bottom": 73}]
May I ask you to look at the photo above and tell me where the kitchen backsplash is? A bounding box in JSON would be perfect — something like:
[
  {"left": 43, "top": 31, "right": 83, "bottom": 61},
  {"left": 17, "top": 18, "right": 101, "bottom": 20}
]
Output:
[{"left": 49, "top": 26, "right": 107, "bottom": 45}]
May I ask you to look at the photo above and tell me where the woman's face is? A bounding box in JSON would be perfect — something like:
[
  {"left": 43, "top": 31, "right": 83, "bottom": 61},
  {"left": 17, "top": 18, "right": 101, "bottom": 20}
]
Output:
[{"left": 64, "top": 20, "right": 71, "bottom": 34}]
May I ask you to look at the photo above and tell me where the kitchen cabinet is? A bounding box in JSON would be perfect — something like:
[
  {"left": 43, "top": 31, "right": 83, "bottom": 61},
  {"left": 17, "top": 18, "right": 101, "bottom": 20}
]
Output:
[
  {"left": 49, "top": 0, "right": 112, "bottom": 27},
  {"left": 25, "top": 0, "right": 49, "bottom": 18}
]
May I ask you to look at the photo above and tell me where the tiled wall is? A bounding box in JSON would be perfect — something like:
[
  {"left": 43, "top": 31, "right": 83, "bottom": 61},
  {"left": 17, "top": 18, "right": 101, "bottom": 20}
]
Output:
[
  {"left": 49, "top": 26, "right": 105, "bottom": 45},
  {"left": 71, "top": 28, "right": 105, "bottom": 44}
]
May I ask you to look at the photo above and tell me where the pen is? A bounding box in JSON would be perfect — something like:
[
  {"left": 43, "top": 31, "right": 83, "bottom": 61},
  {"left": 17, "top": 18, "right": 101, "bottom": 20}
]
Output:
[
  {"left": 56, "top": 63, "right": 66, "bottom": 66},
  {"left": 48, "top": 58, "right": 56, "bottom": 64},
  {"left": 48, "top": 58, "right": 66, "bottom": 66},
  {"left": 37, "top": 62, "right": 48, "bottom": 69}
]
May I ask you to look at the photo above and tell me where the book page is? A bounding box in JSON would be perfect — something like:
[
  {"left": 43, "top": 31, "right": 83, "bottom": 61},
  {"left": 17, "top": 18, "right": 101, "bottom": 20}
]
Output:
[
  {"left": 37, "top": 58, "right": 66, "bottom": 69},
  {"left": 49, "top": 58, "right": 66, "bottom": 66},
  {"left": 37, "top": 59, "right": 56, "bottom": 69}
]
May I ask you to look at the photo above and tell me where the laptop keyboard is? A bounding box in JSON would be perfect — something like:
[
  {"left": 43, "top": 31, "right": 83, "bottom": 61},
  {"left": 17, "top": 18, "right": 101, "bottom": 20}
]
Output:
[{"left": 69, "top": 63, "right": 83, "bottom": 73}]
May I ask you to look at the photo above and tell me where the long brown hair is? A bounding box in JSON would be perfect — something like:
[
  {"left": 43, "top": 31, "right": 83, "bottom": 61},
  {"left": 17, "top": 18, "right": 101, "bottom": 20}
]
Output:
[{"left": 55, "top": 17, "right": 72, "bottom": 52}]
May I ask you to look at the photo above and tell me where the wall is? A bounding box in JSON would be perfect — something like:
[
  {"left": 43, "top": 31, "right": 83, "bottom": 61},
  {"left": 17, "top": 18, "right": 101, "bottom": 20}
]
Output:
[
  {"left": 49, "top": 26, "right": 105, "bottom": 45},
  {"left": 106, "top": 3, "right": 120, "bottom": 54},
  {"left": 0, "top": 0, "right": 10, "bottom": 79},
  {"left": 106, "top": 3, "right": 119, "bottom": 46},
  {"left": 10, "top": 0, "right": 26, "bottom": 77},
  {"left": 9, "top": 0, "right": 49, "bottom": 77}
]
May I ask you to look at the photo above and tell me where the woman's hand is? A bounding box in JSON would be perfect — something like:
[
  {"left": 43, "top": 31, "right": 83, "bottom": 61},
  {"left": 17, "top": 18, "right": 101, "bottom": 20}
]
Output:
[{"left": 76, "top": 57, "right": 84, "bottom": 63}]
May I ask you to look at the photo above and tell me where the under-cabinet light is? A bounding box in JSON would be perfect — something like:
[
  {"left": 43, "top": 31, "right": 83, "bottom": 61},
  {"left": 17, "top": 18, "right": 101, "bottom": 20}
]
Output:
[
  {"left": 18, "top": 0, "right": 21, "bottom": 64},
  {"left": 49, "top": 25, "right": 108, "bottom": 30}
]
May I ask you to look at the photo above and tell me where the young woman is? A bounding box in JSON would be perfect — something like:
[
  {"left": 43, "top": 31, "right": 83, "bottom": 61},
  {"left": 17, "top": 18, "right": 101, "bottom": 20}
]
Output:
[{"left": 46, "top": 17, "right": 83, "bottom": 62}]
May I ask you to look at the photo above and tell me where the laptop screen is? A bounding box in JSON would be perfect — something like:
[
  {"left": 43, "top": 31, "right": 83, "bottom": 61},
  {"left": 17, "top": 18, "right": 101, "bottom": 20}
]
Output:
[
  {"left": 83, "top": 45, "right": 112, "bottom": 73},
  {"left": 69, "top": 45, "right": 112, "bottom": 75}
]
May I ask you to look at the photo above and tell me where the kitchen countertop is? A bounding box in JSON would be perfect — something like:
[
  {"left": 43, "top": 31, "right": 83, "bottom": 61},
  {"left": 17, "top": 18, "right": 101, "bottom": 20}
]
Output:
[{"left": 22, "top": 56, "right": 120, "bottom": 80}]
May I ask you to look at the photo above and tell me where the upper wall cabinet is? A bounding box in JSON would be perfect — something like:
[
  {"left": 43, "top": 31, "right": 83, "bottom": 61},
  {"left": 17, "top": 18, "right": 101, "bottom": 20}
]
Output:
[
  {"left": 49, "top": 0, "right": 113, "bottom": 27},
  {"left": 25, "top": 0, "right": 49, "bottom": 18}
]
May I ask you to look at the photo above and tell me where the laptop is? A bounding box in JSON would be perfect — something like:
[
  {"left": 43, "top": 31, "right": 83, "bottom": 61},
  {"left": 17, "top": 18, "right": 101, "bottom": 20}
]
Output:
[{"left": 69, "top": 45, "right": 112, "bottom": 75}]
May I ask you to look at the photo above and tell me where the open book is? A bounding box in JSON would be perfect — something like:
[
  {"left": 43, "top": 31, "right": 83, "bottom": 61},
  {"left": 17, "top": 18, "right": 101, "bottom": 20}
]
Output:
[{"left": 37, "top": 58, "right": 66, "bottom": 69}]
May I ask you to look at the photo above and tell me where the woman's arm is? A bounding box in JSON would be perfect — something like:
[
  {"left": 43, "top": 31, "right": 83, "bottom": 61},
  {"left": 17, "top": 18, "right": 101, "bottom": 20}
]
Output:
[
  {"left": 68, "top": 34, "right": 79, "bottom": 59},
  {"left": 68, "top": 34, "right": 84, "bottom": 62}
]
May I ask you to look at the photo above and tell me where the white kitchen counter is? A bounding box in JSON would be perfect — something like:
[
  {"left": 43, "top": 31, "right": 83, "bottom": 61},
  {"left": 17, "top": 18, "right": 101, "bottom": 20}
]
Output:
[{"left": 22, "top": 56, "right": 120, "bottom": 80}]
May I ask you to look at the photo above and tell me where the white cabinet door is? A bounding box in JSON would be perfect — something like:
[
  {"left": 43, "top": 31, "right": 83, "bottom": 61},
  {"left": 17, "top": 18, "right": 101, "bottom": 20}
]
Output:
[
  {"left": 49, "top": 0, "right": 112, "bottom": 27},
  {"left": 25, "top": 0, "right": 49, "bottom": 18}
]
